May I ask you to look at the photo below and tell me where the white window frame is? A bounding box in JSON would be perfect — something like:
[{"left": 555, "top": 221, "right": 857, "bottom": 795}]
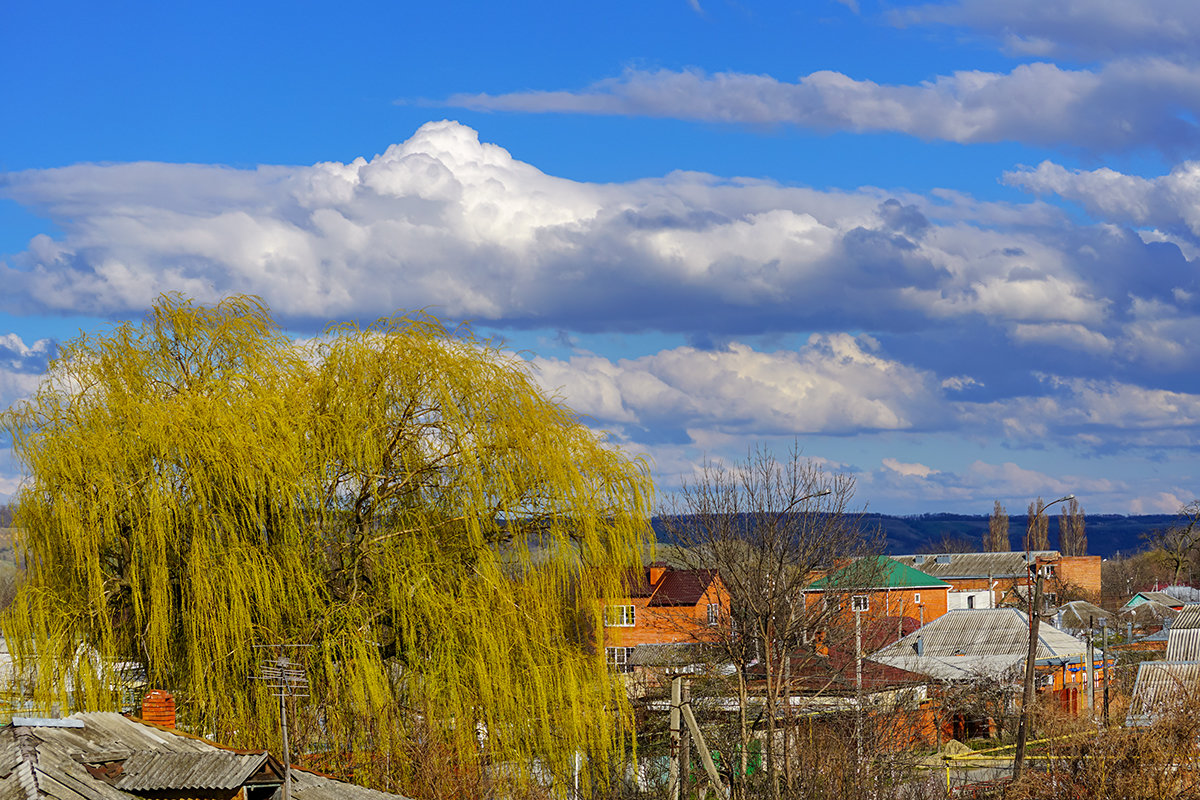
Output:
[
  {"left": 707, "top": 603, "right": 719, "bottom": 626},
  {"left": 605, "top": 605, "right": 635, "bottom": 627},
  {"left": 913, "top": 592, "right": 921, "bottom": 605},
  {"left": 851, "top": 595, "right": 870, "bottom": 613},
  {"left": 606, "top": 646, "right": 634, "bottom": 672}
]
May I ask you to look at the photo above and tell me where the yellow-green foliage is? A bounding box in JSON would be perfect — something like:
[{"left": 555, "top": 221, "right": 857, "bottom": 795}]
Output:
[{"left": 2, "top": 295, "right": 652, "bottom": 792}]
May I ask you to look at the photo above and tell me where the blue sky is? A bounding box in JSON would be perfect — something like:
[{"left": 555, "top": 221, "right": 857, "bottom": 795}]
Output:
[{"left": 3, "top": 0, "right": 1199, "bottom": 515}]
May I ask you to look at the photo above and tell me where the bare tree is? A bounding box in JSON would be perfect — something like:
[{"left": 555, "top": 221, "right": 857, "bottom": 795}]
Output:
[
  {"left": 988, "top": 501, "right": 1010, "bottom": 552},
  {"left": 1059, "top": 496, "right": 1087, "bottom": 556},
  {"left": 1144, "top": 500, "right": 1200, "bottom": 586},
  {"left": 918, "top": 533, "right": 978, "bottom": 554},
  {"left": 659, "top": 445, "right": 883, "bottom": 800},
  {"left": 1024, "top": 498, "right": 1050, "bottom": 551}
]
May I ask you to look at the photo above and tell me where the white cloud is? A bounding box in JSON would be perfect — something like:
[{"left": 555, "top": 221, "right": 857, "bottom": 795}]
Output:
[
  {"left": 1005, "top": 160, "right": 1200, "bottom": 237},
  {"left": 532, "top": 334, "right": 944, "bottom": 437},
  {"left": 898, "top": 0, "right": 1200, "bottom": 59},
  {"left": 1, "top": 121, "right": 1155, "bottom": 359},
  {"left": 882, "top": 457, "right": 938, "bottom": 478},
  {"left": 444, "top": 60, "right": 1200, "bottom": 153}
]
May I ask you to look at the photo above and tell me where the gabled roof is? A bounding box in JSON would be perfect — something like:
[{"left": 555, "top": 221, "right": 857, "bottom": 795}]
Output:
[
  {"left": 648, "top": 569, "right": 719, "bottom": 607},
  {"left": 873, "top": 609, "right": 1090, "bottom": 662},
  {"left": 1124, "top": 591, "right": 1185, "bottom": 609},
  {"left": 1054, "top": 600, "right": 1112, "bottom": 630},
  {"left": 0, "top": 712, "right": 407, "bottom": 800},
  {"left": 808, "top": 556, "right": 952, "bottom": 591},
  {"left": 892, "top": 551, "right": 1058, "bottom": 579}
]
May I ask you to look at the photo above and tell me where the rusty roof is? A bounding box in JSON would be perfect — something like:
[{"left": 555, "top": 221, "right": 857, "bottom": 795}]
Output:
[{"left": 115, "top": 750, "right": 276, "bottom": 791}]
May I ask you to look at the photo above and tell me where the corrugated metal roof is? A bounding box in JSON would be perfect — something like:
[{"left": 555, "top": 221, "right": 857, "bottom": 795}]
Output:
[
  {"left": 892, "top": 551, "right": 1057, "bottom": 579},
  {"left": 1126, "top": 660, "right": 1200, "bottom": 726},
  {"left": 809, "top": 556, "right": 951, "bottom": 590},
  {"left": 872, "top": 608, "right": 1090, "bottom": 661},
  {"left": 115, "top": 751, "right": 273, "bottom": 791},
  {"left": 1171, "top": 604, "right": 1200, "bottom": 630},
  {"left": 1166, "top": 628, "right": 1200, "bottom": 661}
]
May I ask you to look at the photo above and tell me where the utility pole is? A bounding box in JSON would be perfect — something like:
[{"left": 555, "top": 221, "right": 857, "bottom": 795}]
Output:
[
  {"left": 1013, "top": 568, "right": 1043, "bottom": 781},
  {"left": 1085, "top": 618, "right": 1095, "bottom": 715},
  {"left": 670, "top": 676, "right": 682, "bottom": 800},
  {"left": 855, "top": 604, "right": 863, "bottom": 765},
  {"left": 1101, "top": 619, "right": 1110, "bottom": 726}
]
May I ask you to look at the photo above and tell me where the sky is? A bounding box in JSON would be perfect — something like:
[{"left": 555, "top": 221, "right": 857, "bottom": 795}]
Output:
[{"left": 2, "top": 0, "right": 1199, "bottom": 515}]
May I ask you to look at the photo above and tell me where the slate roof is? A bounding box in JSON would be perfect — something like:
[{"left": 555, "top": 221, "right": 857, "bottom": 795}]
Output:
[
  {"left": 1054, "top": 600, "right": 1112, "bottom": 630},
  {"left": 0, "top": 712, "right": 407, "bottom": 800},
  {"left": 627, "top": 643, "right": 706, "bottom": 667},
  {"left": 869, "top": 608, "right": 1095, "bottom": 681},
  {"left": 1118, "top": 600, "right": 1179, "bottom": 626},
  {"left": 809, "top": 556, "right": 951, "bottom": 591},
  {"left": 892, "top": 551, "right": 1057, "bottom": 579},
  {"left": 1165, "top": 629, "right": 1200, "bottom": 661},
  {"left": 1126, "top": 660, "right": 1200, "bottom": 726},
  {"left": 1124, "top": 591, "right": 1184, "bottom": 609},
  {"left": 1172, "top": 604, "right": 1200, "bottom": 630}
]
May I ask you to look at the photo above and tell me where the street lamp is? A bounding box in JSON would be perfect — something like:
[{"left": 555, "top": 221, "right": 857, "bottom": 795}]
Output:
[{"left": 1013, "top": 493, "right": 1074, "bottom": 782}]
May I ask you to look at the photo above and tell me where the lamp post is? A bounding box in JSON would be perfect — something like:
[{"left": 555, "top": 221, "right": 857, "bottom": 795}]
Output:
[{"left": 1013, "top": 494, "right": 1074, "bottom": 783}]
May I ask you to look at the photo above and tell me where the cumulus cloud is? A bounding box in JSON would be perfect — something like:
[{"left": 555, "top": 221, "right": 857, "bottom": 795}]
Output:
[
  {"left": 532, "top": 334, "right": 944, "bottom": 438},
  {"left": 6, "top": 118, "right": 1189, "bottom": 381},
  {"left": 444, "top": 61, "right": 1200, "bottom": 153},
  {"left": 898, "top": 0, "right": 1200, "bottom": 59},
  {"left": 1005, "top": 160, "right": 1200, "bottom": 237}
]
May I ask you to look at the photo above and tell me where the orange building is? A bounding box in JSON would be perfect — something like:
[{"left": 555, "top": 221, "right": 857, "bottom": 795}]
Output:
[
  {"left": 805, "top": 556, "right": 952, "bottom": 626},
  {"left": 892, "top": 551, "right": 1103, "bottom": 608},
  {"left": 602, "top": 562, "right": 728, "bottom": 670}
]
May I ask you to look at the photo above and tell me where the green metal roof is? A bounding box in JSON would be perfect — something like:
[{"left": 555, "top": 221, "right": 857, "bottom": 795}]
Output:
[{"left": 809, "top": 555, "right": 953, "bottom": 590}]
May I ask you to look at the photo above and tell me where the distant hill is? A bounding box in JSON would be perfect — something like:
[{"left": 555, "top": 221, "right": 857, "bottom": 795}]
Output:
[{"left": 653, "top": 513, "right": 1177, "bottom": 559}]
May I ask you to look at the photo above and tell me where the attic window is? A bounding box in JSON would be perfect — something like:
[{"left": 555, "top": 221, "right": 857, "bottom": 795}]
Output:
[{"left": 936, "top": 555, "right": 952, "bottom": 565}]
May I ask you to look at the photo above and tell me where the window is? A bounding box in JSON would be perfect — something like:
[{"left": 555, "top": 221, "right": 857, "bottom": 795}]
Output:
[
  {"left": 967, "top": 594, "right": 975, "bottom": 609},
  {"left": 707, "top": 603, "right": 719, "bottom": 626},
  {"left": 605, "top": 605, "right": 635, "bottom": 627},
  {"left": 913, "top": 593, "right": 921, "bottom": 605},
  {"left": 851, "top": 595, "right": 870, "bottom": 612},
  {"left": 606, "top": 647, "right": 634, "bottom": 672}
]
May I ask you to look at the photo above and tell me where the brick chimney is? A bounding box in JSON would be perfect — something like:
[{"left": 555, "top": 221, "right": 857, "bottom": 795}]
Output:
[
  {"left": 647, "top": 561, "right": 669, "bottom": 587},
  {"left": 141, "top": 690, "right": 176, "bottom": 728}
]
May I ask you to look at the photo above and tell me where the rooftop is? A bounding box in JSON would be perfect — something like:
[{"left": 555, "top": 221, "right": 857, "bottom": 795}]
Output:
[
  {"left": 808, "top": 556, "right": 952, "bottom": 591},
  {"left": 892, "top": 551, "right": 1059, "bottom": 579}
]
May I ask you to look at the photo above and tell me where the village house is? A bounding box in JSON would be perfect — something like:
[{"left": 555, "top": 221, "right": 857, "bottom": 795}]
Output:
[
  {"left": 805, "top": 556, "right": 952, "bottom": 627},
  {"left": 891, "top": 550, "right": 1102, "bottom": 608},
  {"left": 602, "top": 563, "right": 729, "bottom": 671}
]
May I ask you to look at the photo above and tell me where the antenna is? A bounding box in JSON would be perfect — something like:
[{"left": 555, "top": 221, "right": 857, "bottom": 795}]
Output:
[{"left": 253, "top": 645, "right": 310, "bottom": 800}]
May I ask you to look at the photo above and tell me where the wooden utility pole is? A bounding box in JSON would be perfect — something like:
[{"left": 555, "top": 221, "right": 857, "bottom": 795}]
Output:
[
  {"left": 1101, "top": 620, "right": 1110, "bottom": 726},
  {"left": 1013, "top": 567, "right": 1043, "bottom": 781},
  {"left": 1085, "top": 620, "right": 1095, "bottom": 715},
  {"left": 670, "top": 677, "right": 683, "bottom": 800}
]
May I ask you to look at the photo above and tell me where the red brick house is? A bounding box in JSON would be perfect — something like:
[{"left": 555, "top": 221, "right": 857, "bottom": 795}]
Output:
[{"left": 602, "top": 562, "right": 729, "bottom": 670}]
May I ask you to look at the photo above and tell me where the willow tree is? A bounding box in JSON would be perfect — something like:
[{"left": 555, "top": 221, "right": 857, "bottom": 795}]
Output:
[{"left": 2, "top": 295, "right": 652, "bottom": 794}]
